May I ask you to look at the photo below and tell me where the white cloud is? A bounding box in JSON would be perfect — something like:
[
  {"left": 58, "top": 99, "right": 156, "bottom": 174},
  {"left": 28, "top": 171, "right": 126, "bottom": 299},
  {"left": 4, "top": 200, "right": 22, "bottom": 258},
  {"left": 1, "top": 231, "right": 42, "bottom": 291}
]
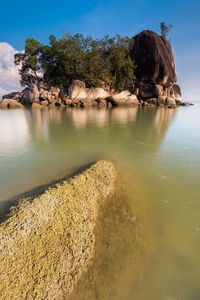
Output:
[{"left": 0, "top": 42, "right": 22, "bottom": 97}]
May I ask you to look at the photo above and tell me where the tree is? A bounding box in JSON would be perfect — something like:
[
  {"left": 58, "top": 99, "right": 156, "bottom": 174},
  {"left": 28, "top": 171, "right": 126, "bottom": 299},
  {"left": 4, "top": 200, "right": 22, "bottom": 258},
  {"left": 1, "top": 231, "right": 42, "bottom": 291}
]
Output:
[
  {"left": 160, "top": 22, "right": 172, "bottom": 39},
  {"left": 14, "top": 38, "right": 42, "bottom": 87},
  {"left": 15, "top": 33, "right": 136, "bottom": 91}
]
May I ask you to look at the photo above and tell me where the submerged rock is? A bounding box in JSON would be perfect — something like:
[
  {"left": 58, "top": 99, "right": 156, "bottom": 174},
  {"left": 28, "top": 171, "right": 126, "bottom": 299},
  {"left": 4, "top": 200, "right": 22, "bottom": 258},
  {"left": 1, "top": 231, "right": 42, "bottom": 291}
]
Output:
[
  {"left": 0, "top": 160, "right": 115, "bottom": 300},
  {"left": 181, "top": 102, "right": 194, "bottom": 106}
]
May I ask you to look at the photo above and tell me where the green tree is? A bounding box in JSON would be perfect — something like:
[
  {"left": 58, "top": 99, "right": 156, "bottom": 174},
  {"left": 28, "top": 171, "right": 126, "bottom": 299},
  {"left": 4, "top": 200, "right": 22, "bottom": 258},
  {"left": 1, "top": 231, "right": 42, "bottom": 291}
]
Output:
[
  {"left": 160, "top": 22, "right": 172, "bottom": 39},
  {"left": 14, "top": 38, "right": 42, "bottom": 87},
  {"left": 101, "top": 35, "right": 135, "bottom": 91},
  {"left": 15, "top": 33, "right": 136, "bottom": 91}
]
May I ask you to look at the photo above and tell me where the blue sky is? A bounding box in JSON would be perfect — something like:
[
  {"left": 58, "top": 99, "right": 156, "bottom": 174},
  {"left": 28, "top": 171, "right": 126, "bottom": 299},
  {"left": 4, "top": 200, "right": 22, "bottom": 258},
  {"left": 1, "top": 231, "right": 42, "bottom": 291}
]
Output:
[{"left": 0, "top": 0, "right": 199, "bottom": 100}]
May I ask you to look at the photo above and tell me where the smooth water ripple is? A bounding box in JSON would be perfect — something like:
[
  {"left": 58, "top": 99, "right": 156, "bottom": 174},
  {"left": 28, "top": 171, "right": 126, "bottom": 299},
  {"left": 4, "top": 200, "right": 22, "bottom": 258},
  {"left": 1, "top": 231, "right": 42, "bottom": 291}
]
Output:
[{"left": 0, "top": 104, "right": 200, "bottom": 299}]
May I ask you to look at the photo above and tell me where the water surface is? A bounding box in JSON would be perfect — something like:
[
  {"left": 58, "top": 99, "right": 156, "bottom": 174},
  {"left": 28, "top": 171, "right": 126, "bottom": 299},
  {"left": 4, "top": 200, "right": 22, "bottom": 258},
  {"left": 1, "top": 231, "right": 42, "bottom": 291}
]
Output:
[{"left": 0, "top": 105, "right": 200, "bottom": 299}]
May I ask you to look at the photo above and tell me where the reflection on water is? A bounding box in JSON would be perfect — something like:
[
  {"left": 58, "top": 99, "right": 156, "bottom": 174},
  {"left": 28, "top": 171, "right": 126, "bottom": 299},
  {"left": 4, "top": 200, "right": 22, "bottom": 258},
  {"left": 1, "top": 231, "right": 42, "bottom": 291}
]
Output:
[
  {"left": 0, "top": 107, "right": 177, "bottom": 202},
  {"left": 0, "top": 105, "right": 200, "bottom": 299}
]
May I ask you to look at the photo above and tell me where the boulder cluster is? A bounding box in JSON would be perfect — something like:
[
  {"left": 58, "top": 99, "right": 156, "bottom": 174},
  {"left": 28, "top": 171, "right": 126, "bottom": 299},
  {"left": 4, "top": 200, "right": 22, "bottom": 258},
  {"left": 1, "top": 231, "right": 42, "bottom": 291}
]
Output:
[
  {"left": 0, "top": 30, "right": 192, "bottom": 109},
  {"left": 0, "top": 80, "right": 140, "bottom": 109}
]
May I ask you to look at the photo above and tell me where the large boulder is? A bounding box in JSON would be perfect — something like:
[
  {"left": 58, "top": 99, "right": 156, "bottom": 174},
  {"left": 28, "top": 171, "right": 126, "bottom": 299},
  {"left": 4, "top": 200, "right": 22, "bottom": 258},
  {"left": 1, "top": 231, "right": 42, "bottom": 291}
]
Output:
[
  {"left": 68, "top": 80, "right": 110, "bottom": 101},
  {"left": 0, "top": 99, "right": 24, "bottom": 109},
  {"left": 166, "top": 97, "right": 176, "bottom": 107},
  {"left": 131, "top": 30, "right": 177, "bottom": 86},
  {"left": 2, "top": 92, "right": 21, "bottom": 100},
  {"left": 86, "top": 87, "right": 110, "bottom": 100},
  {"left": 20, "top": 85, "right": 39, "bottom": 106},
  {"left": 172, "top": 84, "right": 182, "bottom": 102},
  {"left": 109, "top": 91, "right": 139, "bottom": 106},
  {"left": 134, "top": 82, "right": 164, "bottom": 99},
  {"left": 68, "top": 80, "right": 87, "bottom": 100}
]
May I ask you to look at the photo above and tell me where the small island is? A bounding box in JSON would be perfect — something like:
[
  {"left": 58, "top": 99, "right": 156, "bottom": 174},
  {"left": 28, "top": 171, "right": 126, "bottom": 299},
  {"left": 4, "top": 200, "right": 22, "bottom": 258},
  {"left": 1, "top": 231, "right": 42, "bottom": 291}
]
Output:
[{"left": 0, "top": 30, "right": 192, "bottom": 110}]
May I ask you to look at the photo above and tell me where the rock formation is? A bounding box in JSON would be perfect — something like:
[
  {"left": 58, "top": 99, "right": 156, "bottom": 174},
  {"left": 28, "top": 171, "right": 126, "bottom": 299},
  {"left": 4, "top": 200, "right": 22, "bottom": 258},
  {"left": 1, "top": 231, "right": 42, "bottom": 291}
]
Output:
[
  {"left": 131, "top": 30, "right": 183, "bottom": 106},
  {"left": 0, "top": 160, "right": 116, "bottom": 299},
  {"left": 0, "top": 30, "right": 191, "bottom": 109}
]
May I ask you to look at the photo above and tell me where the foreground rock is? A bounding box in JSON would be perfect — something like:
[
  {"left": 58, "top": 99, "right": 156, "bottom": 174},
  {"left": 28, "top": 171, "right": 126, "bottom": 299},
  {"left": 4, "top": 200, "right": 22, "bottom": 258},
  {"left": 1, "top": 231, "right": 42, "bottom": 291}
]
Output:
[{"left": 0, "top": 160, "right": 115, "bottom": 300}]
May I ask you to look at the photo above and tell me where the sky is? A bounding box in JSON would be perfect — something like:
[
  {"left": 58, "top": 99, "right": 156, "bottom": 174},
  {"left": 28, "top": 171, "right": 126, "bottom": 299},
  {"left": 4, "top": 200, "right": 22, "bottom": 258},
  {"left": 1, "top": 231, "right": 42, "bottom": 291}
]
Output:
[{"left": 0, "top": 0, "right": 199, "bottom": 100}]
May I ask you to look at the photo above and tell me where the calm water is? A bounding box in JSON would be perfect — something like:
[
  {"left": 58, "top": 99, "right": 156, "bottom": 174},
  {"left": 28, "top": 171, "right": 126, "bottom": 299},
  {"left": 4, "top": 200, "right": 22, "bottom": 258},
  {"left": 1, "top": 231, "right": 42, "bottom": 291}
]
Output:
[{"left": 0, "top": 105, "right": 200, "bottom": 299}]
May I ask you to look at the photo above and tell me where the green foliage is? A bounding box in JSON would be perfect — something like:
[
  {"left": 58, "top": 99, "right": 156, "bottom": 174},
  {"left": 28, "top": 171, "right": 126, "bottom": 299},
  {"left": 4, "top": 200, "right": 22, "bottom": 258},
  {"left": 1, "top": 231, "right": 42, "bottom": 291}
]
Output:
[
  {"left": 14, "top": 38, "right": 42, "bottom": 87},
  {"left": 15, "top": 33, "right": 136, "bottom": 91},
  {"left": 160, "top": 22, "right": 172, "bottom": 39}
]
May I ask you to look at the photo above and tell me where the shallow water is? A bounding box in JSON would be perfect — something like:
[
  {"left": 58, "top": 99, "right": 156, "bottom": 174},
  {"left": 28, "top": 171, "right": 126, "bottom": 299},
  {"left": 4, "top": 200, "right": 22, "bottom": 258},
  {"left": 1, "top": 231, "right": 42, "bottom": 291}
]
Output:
[{"left": 0, "top": 105, "right": 200, "bottom": 299}]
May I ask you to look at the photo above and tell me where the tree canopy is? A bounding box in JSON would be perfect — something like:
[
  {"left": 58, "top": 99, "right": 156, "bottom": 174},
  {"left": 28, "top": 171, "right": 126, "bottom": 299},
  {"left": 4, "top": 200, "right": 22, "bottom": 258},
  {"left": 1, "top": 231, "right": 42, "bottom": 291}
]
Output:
[
  {"left": 160, "top": 22, "right": 172, "bottom": 39},
  {"left": 14, "top": 33, "right": 136, "bottom": 91}
]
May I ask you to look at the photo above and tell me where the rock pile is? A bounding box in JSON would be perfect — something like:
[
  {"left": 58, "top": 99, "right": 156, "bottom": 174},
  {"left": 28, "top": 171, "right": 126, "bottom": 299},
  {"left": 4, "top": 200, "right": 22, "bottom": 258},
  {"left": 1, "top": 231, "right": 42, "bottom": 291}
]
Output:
[{"left": 0, "top": 80, "right": 140, "bottom": 109}]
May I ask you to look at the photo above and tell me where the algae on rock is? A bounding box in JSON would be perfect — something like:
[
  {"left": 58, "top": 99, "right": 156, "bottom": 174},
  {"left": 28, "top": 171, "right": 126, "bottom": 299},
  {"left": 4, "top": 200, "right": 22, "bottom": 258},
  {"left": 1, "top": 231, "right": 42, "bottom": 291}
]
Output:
[{"left": 0, "top": 160, "right": 116, "bottom": 300}]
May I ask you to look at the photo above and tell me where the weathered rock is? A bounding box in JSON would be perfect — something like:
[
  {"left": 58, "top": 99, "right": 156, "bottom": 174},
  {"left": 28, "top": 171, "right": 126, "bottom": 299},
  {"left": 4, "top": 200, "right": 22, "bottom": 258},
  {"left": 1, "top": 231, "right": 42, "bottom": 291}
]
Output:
[
  {"left": 157, "top": 96, "right": 166, "bottom": 106},
  {"left": 68, "top": 80, "right": 87, "bottom": 100},
  {"left": 95, "top": 98, "right": 107, "bottom": 107},
  {"left": 32, "top": 103, "right": 44, "bottom": 109},
  {"left": 20, "top": 85, "right": 39, "bottom": 105},
  {"left": 49, "top": 86, "right": 60, "bottom": 98},
  {"left": 40, "top": 100, "right": 49, "bottom": 107},
  {"left": 48, "top": 101, "right": 64, "bottom": 108},
  {"left": 166, "top": 97, "right": 176, "bottom": 107},
  {"left": 0, "top": 99, "right": 24, "bottom": 109},
  {"left": 112, "top": 90, "right": 132, "bottom": 100},
  {"left": 172, "top": 84, "right": 182, "bottom": 102},
  {"left": 63, "top": 98, "right": 72, "bottom": 106},
  {"left": 2, "top": 92, "right": 21, "bottom": 100},
  {"left": 0, "top": 160, "right": 116, "bottom": 300},
  {"left": 40, "top": 90, "right": 55, "bottom": 102},
  {"left": 181, "top": 102, "right": 194, "bottom": 106},
  {"left": 80, "top": 99, "right": 94, "bottom": 108},
  {"left": 134, "top": 82, "right": 164, "bottom": 99},
  {"left": 131, "top": 30, "right": 177, "bottom": 86},
  {"left": 109, "top": 91, "right": 139, "bottom": 106},
  {"left": 146, "top": 98, "right": 157, "bottom": 105},
  {"left": 37, "top": 81, "right": 48, "bottom": 91},
  {"left": 68, "top": 80, "right": 110, "bottom": 101},
  {"left": 87, "top": 87, "right": 109, "bottom": 100}
]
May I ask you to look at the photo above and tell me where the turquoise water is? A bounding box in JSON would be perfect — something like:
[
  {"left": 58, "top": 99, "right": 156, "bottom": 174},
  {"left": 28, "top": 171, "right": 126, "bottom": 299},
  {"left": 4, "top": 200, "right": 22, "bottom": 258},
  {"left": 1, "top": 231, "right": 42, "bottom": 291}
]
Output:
[{"left": 0, "top": 105, "right": 200, "bottom": 299}]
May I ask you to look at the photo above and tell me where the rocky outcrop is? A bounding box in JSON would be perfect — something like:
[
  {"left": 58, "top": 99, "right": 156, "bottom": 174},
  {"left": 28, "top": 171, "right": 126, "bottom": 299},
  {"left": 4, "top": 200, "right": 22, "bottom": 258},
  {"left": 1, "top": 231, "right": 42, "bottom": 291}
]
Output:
[
  {"left": 0, "top": 30, "right": 191, "bottom": 109},
  {"left": 0, "top": 160, "right": 116, "bottom": 300},
  {"left": 131, "top": 30, "right": 177, "bottom": 86},
  {"left": 68, "top": 80, "right": 110, "bottom": 100},
  {"left": 20, "top": 85, "right": 39, "bottom": 106},
  {"left": 172, "top": 84, "right": 182, "bottom": 102},
  {"left": 2, "top": 92, "right": 21, "bottom": 100},
  {"left": 131, "top": 30, "right": 183, "bottom": 105},
  {"left": 0, "top": 99, "right": 24, "bottom": 109},
  {"left": 108, "top": 90, "right": 139, "bottom": 106}
]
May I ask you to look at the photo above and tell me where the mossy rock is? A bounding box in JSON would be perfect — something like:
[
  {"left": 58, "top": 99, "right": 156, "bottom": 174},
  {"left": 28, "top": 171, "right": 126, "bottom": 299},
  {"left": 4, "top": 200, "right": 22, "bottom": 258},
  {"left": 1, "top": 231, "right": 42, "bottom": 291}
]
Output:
[{"left": 0, "top": 160, "right": 115, "bottom": 300}]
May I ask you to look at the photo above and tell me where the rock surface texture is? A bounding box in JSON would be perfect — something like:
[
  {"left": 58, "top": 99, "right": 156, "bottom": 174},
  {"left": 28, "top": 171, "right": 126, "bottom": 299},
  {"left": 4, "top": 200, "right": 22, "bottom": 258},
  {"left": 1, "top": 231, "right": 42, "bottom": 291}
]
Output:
[
  {"left": 131, "top": 30, "right": 177, "bottom": 86},
  {"left": 0, "top": 160, "right": 116, "bottom": 300},
  {"left": 131, "top": 30, "right": 184, "bottom": 105}
]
